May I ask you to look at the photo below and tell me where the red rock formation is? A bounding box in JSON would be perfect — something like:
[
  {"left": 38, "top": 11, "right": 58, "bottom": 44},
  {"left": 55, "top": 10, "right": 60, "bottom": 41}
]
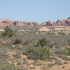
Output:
[
  {"left": 61, "top": 19, "right": 67, "bottom": 26},
  {"left": 66, "top": 17, "right": 70, "bottom": 25},
  {"left": 52, "top": 22, "right": 57, "bottom": 26},
  {"left": 0, "top": 19, "right": 13, "bottom": 27},
  {"left": 40, "top": 22, "right": 46, "bottom": 26},
  {"left": 67, "top": 17, "right": 70, "bottom": 23},
  {"left": 45, "top": 20, "right": 52, "bottom": 26},
  {"left": 41, "top": 20, "right": 52, "bottom": 26},
  {"left": 23, "top": 21, "right": 38, "bottom": 26},
  {"left": 14, "top": 21, "right": 22, "bottom": 26},
  {"left": 0, "top": 17, "right": 70, "bottom": 27}
]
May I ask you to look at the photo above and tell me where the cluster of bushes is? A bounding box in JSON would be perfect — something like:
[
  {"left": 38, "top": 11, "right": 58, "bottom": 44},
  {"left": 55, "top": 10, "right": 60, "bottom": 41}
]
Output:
[
  {"left": 22, "top": 38, "right": 50, "bottom": 60},
  {"left": 1, "top": 26, "right": 24, "bottom": 45},
  {"left": 2, "top": 26, "right": 15, "bottom": 37},
  {"left": 2, "top": 26, "right": 70, "bottom": 61},
  {"left": 0, "top": 61, "right": 22, "bottom": 70},
  {"left": 26, "top": 46, "right": 50, "bottom": 60},
  {"left": 36, "top": 38, "right": 49, "bottom": 46},
  {"left": 1, "top": 27, "right": 51, "bottom": 60},
  {"left": 55, "top": 48, "right": 68, "bottom": 55},
  {"left": 55, "top": 47, "right": 70, "bottom": 56}
]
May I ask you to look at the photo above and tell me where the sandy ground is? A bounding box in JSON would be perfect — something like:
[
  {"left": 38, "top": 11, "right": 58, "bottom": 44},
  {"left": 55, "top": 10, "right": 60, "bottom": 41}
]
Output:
[{"left": 5, "top": 51, "right": 70, "bottom": 70}]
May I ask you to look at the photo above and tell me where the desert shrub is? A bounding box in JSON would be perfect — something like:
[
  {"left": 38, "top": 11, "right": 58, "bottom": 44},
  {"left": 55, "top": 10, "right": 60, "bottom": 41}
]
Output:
[
  {"left": 0, "top": 61, "right": 22, "bottom": 70},
  {"left": 68, "top": 42, "right": 70, "bottom": 46},
  {"left": 23, "top": 59, "right": 28, "bottom": 65},
  {"left": 26, "top": 46, "right": 50, "bottom": 60},
  {"left": 13, "top": 38, "right": 22, "bottom": 45},
  {"left": 37, "top": 38, "right": 49, "bottom": 46},
  {"left": 55, "top": 48, "right": 68, "bottom": 55},
  {"left": 13, "top": 53, "right": 21, "bottom": 59},
  {"left": 67, "top": 40, "right": 70, "bottom": 55},
  {"left": 68, "top": 48, "right": 70, "bottom": 56},
  {"left": 57, "top": 32, "right": 66, "bottom": 35},
  {"left": 68, "top": 40, "right": 70, "bottom": 46},
  {"left": 46, "top": 32, "right": 54, "bottom": 35},
  {"left": 55, "top": 58, "right": 63, "bottom": 65},
  {"left": 2, "top": 26, "right": 15, "bottom": 37},
  {"left": 47, "top": 63, "right": 55, "bottom": 67}
]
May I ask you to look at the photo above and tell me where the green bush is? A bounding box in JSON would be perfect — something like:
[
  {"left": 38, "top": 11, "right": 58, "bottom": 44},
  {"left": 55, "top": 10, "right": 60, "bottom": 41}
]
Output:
[
  {"left": 26, "top": 46, "right": 50, "bottom": 60},
  {"left": 57, "top": 32, "right": 65, "bottom": 35},
  {"left": 13, "top": 38, "right": 22, "bottom": 45},
  {"left": 2, "top": 26, "right": 15, "bottom": 37},
  {"left": 37, "top": 38, "right": 49, "bottom": 46}
]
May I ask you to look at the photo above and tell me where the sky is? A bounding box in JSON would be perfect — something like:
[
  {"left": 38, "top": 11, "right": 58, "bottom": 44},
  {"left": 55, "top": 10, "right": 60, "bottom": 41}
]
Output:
[{"left": 0, "top": 0, "right": 70, "bottom": 23}]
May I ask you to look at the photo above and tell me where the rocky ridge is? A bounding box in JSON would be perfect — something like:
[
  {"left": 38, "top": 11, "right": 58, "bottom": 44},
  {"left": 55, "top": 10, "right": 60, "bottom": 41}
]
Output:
[{"left": 0, "top": 17, "right": 70, "bottom": 27}]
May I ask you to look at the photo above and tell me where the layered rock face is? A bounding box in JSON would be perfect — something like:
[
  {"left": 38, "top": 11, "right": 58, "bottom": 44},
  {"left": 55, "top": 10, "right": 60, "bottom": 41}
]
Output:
[{"left": 0, "top": 17, "right": 70, "bottom": 27}]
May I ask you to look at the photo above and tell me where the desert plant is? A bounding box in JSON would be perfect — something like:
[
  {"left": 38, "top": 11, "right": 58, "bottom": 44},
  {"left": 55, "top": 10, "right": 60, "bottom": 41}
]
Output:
[
  {"left": 68, "top": 40, "right": 70, "bottom": 46},
  {"left": 46, "top": 32, "right": 54, "bottom": 35},
  {"left": 0, "top": 61, "right": 22, "bottom": 70},
  {"left": 68, "top": 48, "right": 70, "bottom": 56},
  {"left": 55, "top": 58, "right": 63, "bottom": 65},
  {"left": 13, "top": 38, "right": 22, "bottom": 45},
  {"left": 57, "top": 32, "right": 65, "bottom": 35},
  {"left": 13, "top": 53, "right": 21, "bottom": 59},
  {"left": 26, "top": 46, "right": 50, "bottom": 60},
  {"left": 68, "top": 42, "right": 70, "bottom": 46},
  {"left": 37, "top": 38, "right": 49, "bottom": 46},
  {"left": 2, "top": 26, "right": 15, "bottom": 37},
  {"left": 55, "top": 48, "right": 68, "bottom": 55}
]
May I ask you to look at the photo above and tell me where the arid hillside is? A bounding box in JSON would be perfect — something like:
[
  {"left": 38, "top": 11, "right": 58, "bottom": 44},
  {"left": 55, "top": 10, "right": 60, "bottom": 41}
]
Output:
[{"left": 0, "top": 26, "right": 70, "bottom": 70}]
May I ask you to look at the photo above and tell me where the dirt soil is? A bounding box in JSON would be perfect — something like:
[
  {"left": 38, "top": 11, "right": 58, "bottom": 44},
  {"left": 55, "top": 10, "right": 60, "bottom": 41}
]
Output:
[{"left": 5, "top": 51, "right": 70, "bottom": 70}]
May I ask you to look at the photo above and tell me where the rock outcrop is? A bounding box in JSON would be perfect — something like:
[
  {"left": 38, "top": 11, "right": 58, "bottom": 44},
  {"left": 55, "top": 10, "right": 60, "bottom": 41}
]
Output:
[
  {"left": 0, "top": 19, "right": 13, "bottom": 27},
  {"left": 0, "top": 17, "right": 70, "bottom": 27},
  {"left": 14, "top": 21, "right": 22, "bottom": 26},
  {"left": 23, "top": 21, "right": 39, "bottom": 26},
  {"left": 42, "top": 17, "right": 70, "bottom": 26}
]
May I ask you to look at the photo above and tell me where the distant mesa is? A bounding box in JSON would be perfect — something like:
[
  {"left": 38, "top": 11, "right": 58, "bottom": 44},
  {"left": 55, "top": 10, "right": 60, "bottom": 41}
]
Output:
[{"left": 0, "top": 17, "right": 70, "bottom": 27}]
